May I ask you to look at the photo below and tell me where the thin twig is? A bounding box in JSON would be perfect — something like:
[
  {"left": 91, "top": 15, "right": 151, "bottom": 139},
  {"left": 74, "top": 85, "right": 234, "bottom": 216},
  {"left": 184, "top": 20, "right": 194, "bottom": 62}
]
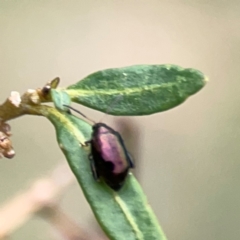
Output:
[
  {"left": 40, "top": 205, "right": 100, "bottom": 240},
  {"left": 0, "top": 77, "right": 59, "bottom": 122},
  {"left": 0, "top": 163, "right": 74, "bottom": 239}
]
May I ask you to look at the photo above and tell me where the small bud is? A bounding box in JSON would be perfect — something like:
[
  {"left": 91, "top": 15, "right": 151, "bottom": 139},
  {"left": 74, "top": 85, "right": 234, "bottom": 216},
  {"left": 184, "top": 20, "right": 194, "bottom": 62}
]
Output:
[
  {"left": 9, "top": 91, "right": 21, "bottom": 107},
  {"left": 0, "top": 122, "right": 11, "bottom": 136},
  {"left": 42, "top": 85, "right": 51, "bottom": 95},
  {"left": 0, "top": 131, "right": 15, "bottom": 159},
  {"left": 3, "top": 149, "right": 15, "bottom": 159},
  {"left": 27, "top": 89, "right": 41, "bottom": 105}
]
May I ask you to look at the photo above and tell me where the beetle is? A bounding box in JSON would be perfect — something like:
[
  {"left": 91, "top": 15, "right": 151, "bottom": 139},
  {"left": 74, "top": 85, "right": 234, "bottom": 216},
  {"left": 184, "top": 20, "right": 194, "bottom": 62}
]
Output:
[{"left": 64, "top": 105, "right": 134, "bottom": 191}]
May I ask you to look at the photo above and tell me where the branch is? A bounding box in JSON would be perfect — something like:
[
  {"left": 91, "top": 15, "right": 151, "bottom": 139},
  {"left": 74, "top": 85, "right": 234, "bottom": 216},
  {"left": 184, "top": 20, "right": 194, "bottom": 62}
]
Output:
[
  {"left": 0, "top": 78, "right": 60, "bottom": 159},
  {"left": 0, "top": 77, "right": 59, "bottom": 122},
  {"left": 0, "top": 163, "right": 74, "bottom": 239}
]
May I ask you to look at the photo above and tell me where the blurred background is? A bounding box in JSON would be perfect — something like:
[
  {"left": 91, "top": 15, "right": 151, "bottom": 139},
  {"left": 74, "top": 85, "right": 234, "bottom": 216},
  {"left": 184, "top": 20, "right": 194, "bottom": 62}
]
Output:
[{"left": 0, "top": 1, "right": 240, "bottom": 239}]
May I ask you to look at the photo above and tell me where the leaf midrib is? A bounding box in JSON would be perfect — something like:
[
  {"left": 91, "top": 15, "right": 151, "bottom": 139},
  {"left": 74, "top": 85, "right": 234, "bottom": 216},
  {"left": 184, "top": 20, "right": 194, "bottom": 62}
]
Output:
[
  {"left": 66, "top": 80, "right": 192, "bottom": 97},
  {"left": 113, "top": 192, "right": 144, "bottom": 240}
]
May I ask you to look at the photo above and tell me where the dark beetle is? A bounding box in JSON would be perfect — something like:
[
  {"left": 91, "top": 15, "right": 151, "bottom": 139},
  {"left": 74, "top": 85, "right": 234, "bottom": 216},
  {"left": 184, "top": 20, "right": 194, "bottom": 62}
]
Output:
[
  {"left": 64, "top": 105, "right": 134, "bottom": 191},
  {"left": 89, "top": 122, "right": 134, "bottom": 190}
]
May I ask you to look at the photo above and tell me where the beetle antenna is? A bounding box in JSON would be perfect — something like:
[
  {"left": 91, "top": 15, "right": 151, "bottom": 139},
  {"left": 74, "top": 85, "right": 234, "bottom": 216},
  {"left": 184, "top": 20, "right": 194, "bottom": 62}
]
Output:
[{"left": 63, "top": 105, "right": 95, "bottom": 124}]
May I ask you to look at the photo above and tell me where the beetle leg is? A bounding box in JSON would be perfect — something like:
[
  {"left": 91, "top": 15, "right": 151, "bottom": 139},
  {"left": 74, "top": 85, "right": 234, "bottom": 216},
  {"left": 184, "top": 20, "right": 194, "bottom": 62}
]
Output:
[
  {"left": 85, "top": 140, "right": 91, "bottom": 146},
  {"left": 127, "top": 152, "right": 135, "bottom": 168},
  {"left": 80, "top": 139, "right": 91, "bottom": 147},
  {"left": 79, "top": 141, "right": 87, "bottom": 147},
  {"left": 89, "top": 155, "right": 99, "bottom": 181}
]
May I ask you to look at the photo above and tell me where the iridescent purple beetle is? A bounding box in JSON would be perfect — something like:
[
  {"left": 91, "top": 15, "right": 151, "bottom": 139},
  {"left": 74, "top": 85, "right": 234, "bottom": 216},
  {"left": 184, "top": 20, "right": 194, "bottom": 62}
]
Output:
[{"left": 64, "top": 105, "right": 134, "bottom": 191}]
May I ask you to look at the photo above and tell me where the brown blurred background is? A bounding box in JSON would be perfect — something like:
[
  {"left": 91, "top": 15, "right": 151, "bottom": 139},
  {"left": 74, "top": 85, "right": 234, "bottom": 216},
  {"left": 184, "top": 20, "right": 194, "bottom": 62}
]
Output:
[{"left": 0, "top": 1, "right": 240, "bottom": 239}]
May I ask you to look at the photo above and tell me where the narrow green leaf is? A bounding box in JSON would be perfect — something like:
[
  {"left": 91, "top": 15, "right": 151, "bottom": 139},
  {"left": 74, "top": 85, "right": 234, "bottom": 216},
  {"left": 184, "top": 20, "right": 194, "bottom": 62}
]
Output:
[
  {"left": 66, "top": 64, "right": 207, "bottom": 115},
  {"left": 44, "top": 107, "right": 167, "bottom": 240},
  {"left": 51, "top": 89, "right": 71, "bottom": 111}
]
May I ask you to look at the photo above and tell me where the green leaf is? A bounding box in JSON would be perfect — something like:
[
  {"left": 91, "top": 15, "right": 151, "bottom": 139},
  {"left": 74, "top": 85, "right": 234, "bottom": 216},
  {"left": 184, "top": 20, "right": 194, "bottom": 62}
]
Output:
[
  {"left": 44, "top": 107, "right": 167, "bottom": 240},
  {"left": 51, "top": 89, "right": 71, "bottom": 111},
  {"left": 66, "top": 64, "right": 207, "bottom": 115}
]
